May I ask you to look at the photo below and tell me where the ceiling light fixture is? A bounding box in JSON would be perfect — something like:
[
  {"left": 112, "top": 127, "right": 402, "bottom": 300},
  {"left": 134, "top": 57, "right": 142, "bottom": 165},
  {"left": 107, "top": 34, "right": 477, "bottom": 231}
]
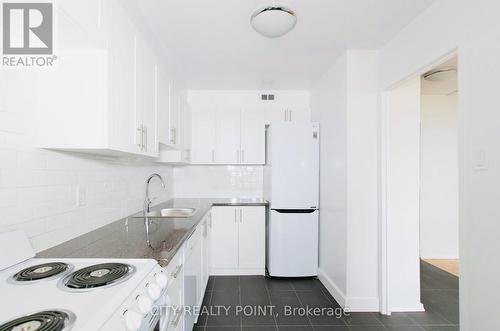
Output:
[
  {"left": 423, "top": 66, "right": 457, "bottom": 82},
  {"left": 250, "top": 6, "right": 297, "bottom": 38}
]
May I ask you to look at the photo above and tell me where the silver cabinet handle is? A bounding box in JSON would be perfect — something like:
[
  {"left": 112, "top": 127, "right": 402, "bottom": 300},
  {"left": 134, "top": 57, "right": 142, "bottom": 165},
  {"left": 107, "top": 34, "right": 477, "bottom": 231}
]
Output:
[
  {"left": 241, "top": 150, "right": 245, "bottom": 163},
  {"left": 170, "top": 128, "right": 176, "bottom": 145},
  {"left": 212, "top": 150, "right": 215, "bottom": 163},
  {"left": 171, "top": 308, "right": 182, "bottom": 327},
  {"left": 143, "top": 126, "right": 148, "bottom": 152},
  {"left": 239, "top": 208, "right": 242, "bottom": 223},
  {"left": 136, "top": 126, "right": 143, "bottom": 149},
  {"left": 289, "top": 110, "right": 292, "bottom": 122},
  {"left": 234, "top": 208, "right": 237, "bottom": 223},
  {"left": 171, "top": 264, "right": 183, "bottom": 279},
  {"left": 284, "top": 109, "right": 287, "bottom": 122}
]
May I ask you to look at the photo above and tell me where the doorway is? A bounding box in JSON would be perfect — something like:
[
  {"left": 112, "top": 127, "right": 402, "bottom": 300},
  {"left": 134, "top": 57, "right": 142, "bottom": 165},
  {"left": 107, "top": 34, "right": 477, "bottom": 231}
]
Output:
[{"left": 380, "top": 52, "right": 460, "bottom": 317}]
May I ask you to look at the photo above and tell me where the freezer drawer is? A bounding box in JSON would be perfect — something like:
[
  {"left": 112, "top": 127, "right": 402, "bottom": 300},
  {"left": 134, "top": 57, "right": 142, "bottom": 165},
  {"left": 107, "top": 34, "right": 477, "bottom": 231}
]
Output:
[{"left": 267, "top": 209, "right": 319, "bottom": 277}]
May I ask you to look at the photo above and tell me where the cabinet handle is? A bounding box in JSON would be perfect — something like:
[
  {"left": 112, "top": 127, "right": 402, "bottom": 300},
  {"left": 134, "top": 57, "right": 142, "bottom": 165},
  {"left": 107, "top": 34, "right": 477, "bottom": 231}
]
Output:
[
  {"left": 170, "top": 128, "right": 176, "bottom": 145},
  {"left": 171, "top": 264, "right": 183, "bottom": 279},
  {"left": 171, "top": 308, "right": 182, "bottom": 327},
  {"left": 136, "top": 126, "right": 143, "bottom": 149},
  {"left": 234, "top": 208, "right": 237, "bottom": 223},
  {"left": 239, "top": 208, "right": 242, "bottom": 223},
  {"left": 284, "top": 109, "right": 287, "bottom": 122},
  {"left": 143, "top": 126, "right": 147, "bottom": 152},
  {"left": 241, "top": 150, "right": 245, "bottom": 163},
  {"left": 289, "top": 110, "right": 292, "bottom": 122},
  {"left": 212, "top": 150, "right": 215, "bottom": 163}
]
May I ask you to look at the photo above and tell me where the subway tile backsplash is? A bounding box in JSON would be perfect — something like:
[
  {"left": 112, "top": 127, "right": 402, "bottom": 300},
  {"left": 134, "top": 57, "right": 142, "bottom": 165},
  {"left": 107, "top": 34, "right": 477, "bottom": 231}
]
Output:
[{"left": 174, "top": 166, "right": 263, "bottom": 198}]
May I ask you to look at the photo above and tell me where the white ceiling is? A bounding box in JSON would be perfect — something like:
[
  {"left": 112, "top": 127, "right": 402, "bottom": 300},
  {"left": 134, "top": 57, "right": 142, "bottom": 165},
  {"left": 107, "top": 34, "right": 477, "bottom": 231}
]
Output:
[{"left": 130, "top": 0, "right": 436, "bottom": 90}]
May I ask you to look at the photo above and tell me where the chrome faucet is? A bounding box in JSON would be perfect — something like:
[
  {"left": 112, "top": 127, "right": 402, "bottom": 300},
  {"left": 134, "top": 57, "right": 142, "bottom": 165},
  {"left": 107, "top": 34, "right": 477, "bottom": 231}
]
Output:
[{"left": 144, "top": 173, "right": 166, "bottom": 214}]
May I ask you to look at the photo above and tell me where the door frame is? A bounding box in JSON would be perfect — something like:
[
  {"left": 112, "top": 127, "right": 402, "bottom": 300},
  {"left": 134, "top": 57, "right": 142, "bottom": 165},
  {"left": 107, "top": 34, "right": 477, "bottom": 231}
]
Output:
[{"left": 379, "top": 50, "right": 459, "bottom": 315}]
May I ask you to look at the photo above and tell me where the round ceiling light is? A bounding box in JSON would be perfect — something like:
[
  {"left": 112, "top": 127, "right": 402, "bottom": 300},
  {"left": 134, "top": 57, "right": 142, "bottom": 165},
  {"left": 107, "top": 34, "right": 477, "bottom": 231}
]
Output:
[
  {"left": 250, "top": 6, "right": 297, "bottom": 38},
  {"left": 423, "top": 67, "right": 457, "bottom": 82}
]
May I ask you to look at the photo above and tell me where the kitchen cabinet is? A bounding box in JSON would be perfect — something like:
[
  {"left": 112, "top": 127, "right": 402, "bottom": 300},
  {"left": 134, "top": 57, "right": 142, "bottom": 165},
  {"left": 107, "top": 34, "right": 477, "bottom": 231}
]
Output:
[
  {"left": 184, "top": 226, "right": 202, "bottom": 331},
  {"left": 215, "top": 107, "right": 242, "bottom": 164},
  {"left": 190, "top": 105, "right": 216, "bottom": 164},
  {"left": 210, "top": 206, "right": 266, "bottom": 275},
  {"left": 240, "top": 107, "right": 266, "bottom": 164},
  {"left": 135, "top": 37, "right": 159, "bottom": 157},
  {"left": 190, "top": 106, "right": 265, "bottom": 165},
  {"left": 36, "top": 0, "right": 162, "bottom": 158},
  {"left": 200, "top": 215, "right": 211, "bottom": 298},
  {"left": 157, "top": 68, "right": 172, "bottom": 147},
  {"left": 265, "top": 105, "right": 311, "bottom": 124}
]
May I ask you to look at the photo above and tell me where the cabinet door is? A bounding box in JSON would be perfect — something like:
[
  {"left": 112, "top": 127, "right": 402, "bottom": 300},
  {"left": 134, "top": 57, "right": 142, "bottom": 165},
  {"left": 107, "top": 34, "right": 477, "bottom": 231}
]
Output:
[
  {"left": 157, "top": 69, "right": 171, "bottom": 146},
  {"left": 238, "top": 206, "right": 266, "bottom": 269},
  {"left": 215, "top": 107, "right": 241, "bottom": 164},
  {"left": 287, "top": 107, "right": 311, "bottom": 123},
  {"left": 169, "top": 83, "right": 182, "bottom": 149},
  {"left": 241, "top": 107, "right": 265, "bottom": 164},
  {"left": 108, "top": 1, "right": 138, "bottom": 154},
  {"left": 181, "top": 101, "right": 192, "bottom": 162},
  {"left": 191, "top": 105, "right": 216, "bottom": 164},
  {"left": 264, "top": 105, "right": 287, "bottom": 124},
  {"left": 184, "top": 231, "right": 201, "bottom": 331},
  {"left": 201, "top": 216, "right": 210, "bottom": 294},
  {"left": 210, "top": 207, "right": 239, "bottom": 270},
  {"left": 136, "top": 38, "right": 158, "bottom": 156}
]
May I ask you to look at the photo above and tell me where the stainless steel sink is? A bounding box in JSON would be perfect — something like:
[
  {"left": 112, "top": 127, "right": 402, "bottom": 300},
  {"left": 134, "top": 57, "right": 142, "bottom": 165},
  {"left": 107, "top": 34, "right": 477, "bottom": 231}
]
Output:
[{"left": 134, "top": 208, "right": 197, "bottom": 219}]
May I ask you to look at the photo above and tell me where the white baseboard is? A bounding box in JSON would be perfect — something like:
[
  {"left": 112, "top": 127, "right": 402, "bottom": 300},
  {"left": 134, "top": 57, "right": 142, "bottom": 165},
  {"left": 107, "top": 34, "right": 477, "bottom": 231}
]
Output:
[
  {"left": 390, "top": 303, "right": 425, "bottom": 313},
  {"left": 318, "top": 268, "right": 380, "bottom": 312},
  {"left": 210, "top": 268, "right": 265, "bottom": 276},
  {"left": 317, "top": 268, "right": 346, "bottom": 307},
  {"left": 345, "top": 296, "right": 380, "bottom": 312}
]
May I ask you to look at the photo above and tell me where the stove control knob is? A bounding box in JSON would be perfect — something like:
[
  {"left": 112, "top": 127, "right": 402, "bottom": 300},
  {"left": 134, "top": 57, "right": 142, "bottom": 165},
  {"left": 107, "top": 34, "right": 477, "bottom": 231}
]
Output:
[
  {"left": 136, "top": 295, "right": 153, "bottom": 315},
  {"left": 155, "top": 272, "right": 169, "bottom": 289},
  {"left": 147, "top": 283, "right": 162, "bottom": 301},
  {"left": 124, "top": 310, "right": 143, "bottom": 331}
]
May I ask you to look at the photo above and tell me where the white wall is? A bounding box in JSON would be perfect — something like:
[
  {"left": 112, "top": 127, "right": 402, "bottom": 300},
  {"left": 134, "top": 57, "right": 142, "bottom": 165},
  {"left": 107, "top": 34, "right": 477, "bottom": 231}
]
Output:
[
  {"left": 420, "top": 95, "right": 459, "bottom": 259},
  {"left": 174, "top": 166, "right": 263, "bottom": 198},
  {"left": 0, "top": 71, "right": 174, "bottom": 253},
  {"left": 311, "top": 51, "right": 379, "bottom": 311},
  {"left": 379, "top": 0, "right": 500, "bottom": 329},
  {"left": 311, "top": 53, "right": 348, "bottom": 300}
]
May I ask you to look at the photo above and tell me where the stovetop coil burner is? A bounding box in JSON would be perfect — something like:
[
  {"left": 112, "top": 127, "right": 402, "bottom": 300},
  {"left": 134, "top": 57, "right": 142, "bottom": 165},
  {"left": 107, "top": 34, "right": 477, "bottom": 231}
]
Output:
[
  {"left": 62, "top": 263, "right": 134, "bottom": 290},
  {"left": 0, "top": 310, "right": 75, "bottom": 331},
  {"left": 12, "top": 262, "right": 71, "bottom": 282}
]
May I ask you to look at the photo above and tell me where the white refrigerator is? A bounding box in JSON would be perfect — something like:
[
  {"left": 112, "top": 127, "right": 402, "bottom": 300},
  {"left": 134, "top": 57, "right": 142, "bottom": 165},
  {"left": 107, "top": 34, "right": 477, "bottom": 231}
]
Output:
[{"left": 264, "top": 122, "right": 319, "bottom": 277}]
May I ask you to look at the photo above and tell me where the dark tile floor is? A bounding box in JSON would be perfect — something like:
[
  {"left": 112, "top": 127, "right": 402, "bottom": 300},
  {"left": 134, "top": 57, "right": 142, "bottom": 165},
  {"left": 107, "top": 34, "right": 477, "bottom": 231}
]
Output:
[{"left": 194, "top": 261, "right": 459, "bottom": 331}]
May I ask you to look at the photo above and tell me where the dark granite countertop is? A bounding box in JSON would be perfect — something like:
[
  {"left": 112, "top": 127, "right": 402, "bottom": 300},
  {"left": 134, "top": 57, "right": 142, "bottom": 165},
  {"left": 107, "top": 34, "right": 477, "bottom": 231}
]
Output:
[{"left": 38, "top": 198, "right": 267, "bottom": 266}]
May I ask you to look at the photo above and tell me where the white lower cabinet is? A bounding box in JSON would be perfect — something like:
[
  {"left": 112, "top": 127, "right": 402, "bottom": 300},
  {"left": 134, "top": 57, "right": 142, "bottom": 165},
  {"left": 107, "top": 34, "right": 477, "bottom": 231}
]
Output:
[
  {"left": 163, "top": 250, "right": 184, "bottom": 331},
  {"left": 210, "top": 206, "right": 266, "bottom": 275}
]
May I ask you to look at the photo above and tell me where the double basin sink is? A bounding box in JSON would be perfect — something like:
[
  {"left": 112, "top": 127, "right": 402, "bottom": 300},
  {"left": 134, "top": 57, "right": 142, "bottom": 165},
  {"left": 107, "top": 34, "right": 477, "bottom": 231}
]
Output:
[{"left": 133, "top": 208, "right": 197, "bottom": 219}]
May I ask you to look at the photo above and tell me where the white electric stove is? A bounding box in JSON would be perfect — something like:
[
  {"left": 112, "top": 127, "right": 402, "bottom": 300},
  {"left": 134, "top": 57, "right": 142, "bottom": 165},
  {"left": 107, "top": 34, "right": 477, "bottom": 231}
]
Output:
[{"left": 0, "top": 231, "right": 172, "bottom": 331}]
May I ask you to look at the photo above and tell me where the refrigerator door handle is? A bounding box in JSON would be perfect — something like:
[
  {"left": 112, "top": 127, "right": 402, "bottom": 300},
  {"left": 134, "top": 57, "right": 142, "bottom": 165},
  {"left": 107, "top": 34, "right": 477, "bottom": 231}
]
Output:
[{"left": 272, "top": 209, "right": 317, "bottom": 214}]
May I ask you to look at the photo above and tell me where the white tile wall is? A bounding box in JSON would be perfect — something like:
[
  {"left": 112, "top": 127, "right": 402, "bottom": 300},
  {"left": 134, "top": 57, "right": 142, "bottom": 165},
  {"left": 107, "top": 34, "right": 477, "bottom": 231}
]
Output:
[
  {"left": 174, "top": 166, "right": 263, "bottom": 198},
  {"left": 0, "top": 71, "right": 174, "bottom": 252}
]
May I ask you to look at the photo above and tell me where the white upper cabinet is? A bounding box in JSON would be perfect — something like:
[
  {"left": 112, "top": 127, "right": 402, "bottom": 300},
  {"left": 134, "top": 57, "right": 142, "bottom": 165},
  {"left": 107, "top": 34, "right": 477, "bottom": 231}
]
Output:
[
  {"left": 215, "top": 107, "right": 242, "bottom": 164},
  {"left": 36, "top": 0, "right": 172, "bottom": 158},
  {"left": 157, "top": 68, "right": 172, "bottom": 146},
  {"left": 190, "top": 105, "right": 216, "bottom": 164},
  {"left": 264, "top": 105, "right": 311, "bottom": 124},
  {"left": 135, "top": 37, "right": 158, "bottom": 157},
  {"left": 240, "top": 107, "right": 265, "bottom": 164}
]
